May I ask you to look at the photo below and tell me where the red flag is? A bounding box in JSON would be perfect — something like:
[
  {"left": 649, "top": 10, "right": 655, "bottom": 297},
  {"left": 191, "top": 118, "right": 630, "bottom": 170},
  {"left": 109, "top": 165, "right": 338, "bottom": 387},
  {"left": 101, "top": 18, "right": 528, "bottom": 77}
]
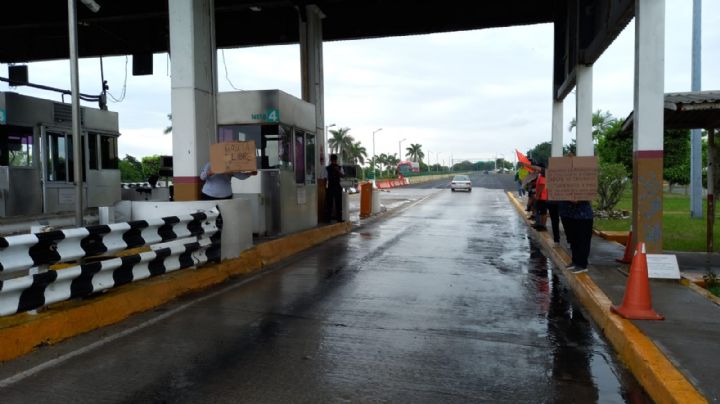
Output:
[{"left": 515, "top": 149, "right": 534, "bottom": 169}]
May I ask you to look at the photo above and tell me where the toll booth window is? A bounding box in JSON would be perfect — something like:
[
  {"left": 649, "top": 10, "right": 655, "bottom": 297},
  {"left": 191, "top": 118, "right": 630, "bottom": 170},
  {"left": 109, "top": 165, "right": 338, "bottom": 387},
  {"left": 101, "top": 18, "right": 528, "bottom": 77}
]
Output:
[
  {"left": 305, "top": 133, "right": 315, "bottom": 184},
  {"left": 260, "top": 125, "right": 280, "bottom": 169},
  {"left": 217, "top": 125, "right": 261, "bottom": 169},
  {"left": 47, "top": 132, "right": 68, "bottom": 181},
  {"left": 88, "top": 134, "right": 98, "bottom": 170},
  {"left": 278, "top": 125, "right": 292, "bottom": 170},
  {"left": 100, "top": 135, "right": 118, "bottom": 169},
  {"left": 6, "top": 129, "right": 33, "bottom": 167},
  {"left": 294, "top": 130, "right": 305, "bottom": 184},
  {"left": 66, "top": 135, "right": 87, "bottom": 182}
]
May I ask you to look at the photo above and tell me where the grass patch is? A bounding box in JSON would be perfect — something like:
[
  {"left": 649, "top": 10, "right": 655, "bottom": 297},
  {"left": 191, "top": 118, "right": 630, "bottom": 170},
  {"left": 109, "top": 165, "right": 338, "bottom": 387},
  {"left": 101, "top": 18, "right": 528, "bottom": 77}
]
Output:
[{"left": 593, "top": 189, "right": 720, "bottom": 251}]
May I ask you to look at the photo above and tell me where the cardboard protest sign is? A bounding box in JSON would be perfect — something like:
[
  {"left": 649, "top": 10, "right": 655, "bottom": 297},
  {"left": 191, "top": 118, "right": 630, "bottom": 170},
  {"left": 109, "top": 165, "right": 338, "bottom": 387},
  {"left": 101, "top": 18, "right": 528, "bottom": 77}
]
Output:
[
  {"left": 547, "top": 156, "right": 598, "bottom": 200},
  {"left": 210, "top": 141, "right": 256, "bottom": 174}
]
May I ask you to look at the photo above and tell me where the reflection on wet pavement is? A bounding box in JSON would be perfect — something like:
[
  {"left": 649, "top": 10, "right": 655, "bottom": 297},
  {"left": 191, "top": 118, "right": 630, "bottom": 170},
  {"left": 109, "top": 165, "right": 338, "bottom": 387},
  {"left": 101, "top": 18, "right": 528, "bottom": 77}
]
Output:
[{"left": 0, "top": 175, "right": 651, "bottom": 403}]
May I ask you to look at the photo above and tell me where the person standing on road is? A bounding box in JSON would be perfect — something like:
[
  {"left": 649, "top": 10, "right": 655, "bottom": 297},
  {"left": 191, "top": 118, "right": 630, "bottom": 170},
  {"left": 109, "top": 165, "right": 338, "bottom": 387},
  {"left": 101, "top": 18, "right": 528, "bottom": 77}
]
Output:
[
  {"left": 514, "top": 170, "right": 525, "bottom": 197},
  {"left": 199, "top": 162, "right": 256, "bottom": 200},
  {"left": 326, "top": 154, "right": 345, "bottom": 222},
  {"left": 559, "top": 200, "right": 594, "bottom": 273}
]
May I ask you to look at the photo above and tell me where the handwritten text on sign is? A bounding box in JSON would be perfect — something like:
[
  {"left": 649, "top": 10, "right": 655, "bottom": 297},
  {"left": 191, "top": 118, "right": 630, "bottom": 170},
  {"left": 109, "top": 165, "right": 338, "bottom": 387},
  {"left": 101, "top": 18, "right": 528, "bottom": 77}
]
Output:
[
  {"left": 547, "top": 156, "right": 598, "bottom": 201},
  {"left": 210, "top": 140, "right": 256, "bottom": 174}
]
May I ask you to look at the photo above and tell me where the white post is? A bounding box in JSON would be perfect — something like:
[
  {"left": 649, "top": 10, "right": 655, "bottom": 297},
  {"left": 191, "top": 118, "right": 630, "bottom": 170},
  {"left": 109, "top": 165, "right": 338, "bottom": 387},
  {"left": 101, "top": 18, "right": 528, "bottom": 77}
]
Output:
[
  {"left": 67, "top": 0, "right": 84, "bottom": 226},
  {"left": 169, "top": 0, "right": 216, "bottom": 200},
  {"left": 632, "top": 0, "right": 666, "bottom": 253},
  {"left": 300, "top": 5, "right": 326, "bottom": 176},
  {"left": 576, "top": 64, "right": 594, "bottom": 157},
  {"left": 551, "top": 100, "right": 564, "bottom": 157},
  {"left": 690, "top": 0, "right": 703, "bottom": 218}
]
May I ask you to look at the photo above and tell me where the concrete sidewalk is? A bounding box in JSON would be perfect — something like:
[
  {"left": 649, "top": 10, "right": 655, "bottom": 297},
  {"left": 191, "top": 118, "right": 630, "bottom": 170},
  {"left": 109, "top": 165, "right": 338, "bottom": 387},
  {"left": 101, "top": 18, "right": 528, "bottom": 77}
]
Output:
[{"left": 510, "top": 192, "right": 718, "bottom": 404}]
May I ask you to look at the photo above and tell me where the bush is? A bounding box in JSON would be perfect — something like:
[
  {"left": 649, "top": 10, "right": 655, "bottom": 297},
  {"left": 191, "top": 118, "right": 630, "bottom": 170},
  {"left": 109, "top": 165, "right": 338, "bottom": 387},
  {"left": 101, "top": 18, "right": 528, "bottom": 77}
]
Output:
[{"left": 597, "top": 162, "right": 628, "bottom": 212}]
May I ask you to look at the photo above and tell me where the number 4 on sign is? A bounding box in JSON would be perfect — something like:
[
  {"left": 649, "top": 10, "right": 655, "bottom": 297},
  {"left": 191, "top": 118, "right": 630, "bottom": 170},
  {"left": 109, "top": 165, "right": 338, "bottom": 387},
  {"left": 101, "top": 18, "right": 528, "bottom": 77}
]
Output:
[{"left": 267, "top": 109, "right": 278, "bottom": 123}]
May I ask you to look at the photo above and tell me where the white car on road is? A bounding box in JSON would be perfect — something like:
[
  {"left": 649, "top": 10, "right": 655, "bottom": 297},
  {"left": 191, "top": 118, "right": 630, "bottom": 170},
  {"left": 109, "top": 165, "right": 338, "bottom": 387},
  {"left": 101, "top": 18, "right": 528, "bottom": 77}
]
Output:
[{"left": 450, "top": 175, "right": 472, "bottom": 192}]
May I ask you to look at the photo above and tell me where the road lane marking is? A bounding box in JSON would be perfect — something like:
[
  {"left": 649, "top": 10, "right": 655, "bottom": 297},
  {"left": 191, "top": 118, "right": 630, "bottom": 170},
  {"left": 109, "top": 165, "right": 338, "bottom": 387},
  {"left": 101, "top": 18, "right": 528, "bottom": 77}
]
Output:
[{"left": 0, "top": 270, "right": 270, "bottom": 389}]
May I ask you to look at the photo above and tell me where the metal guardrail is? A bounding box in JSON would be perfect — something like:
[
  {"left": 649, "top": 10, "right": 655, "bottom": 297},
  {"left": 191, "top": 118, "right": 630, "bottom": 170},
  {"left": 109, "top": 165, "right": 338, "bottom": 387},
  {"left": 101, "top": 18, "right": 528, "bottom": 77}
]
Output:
[
  {"left": 0, "top": 209, "right": 219, "bottom": 274},
  {"left": 0, "top": 208, "right": 220, "bottom": 316},
  {"left": 0, "top": 237, "right": 211, "bottom": 316}
]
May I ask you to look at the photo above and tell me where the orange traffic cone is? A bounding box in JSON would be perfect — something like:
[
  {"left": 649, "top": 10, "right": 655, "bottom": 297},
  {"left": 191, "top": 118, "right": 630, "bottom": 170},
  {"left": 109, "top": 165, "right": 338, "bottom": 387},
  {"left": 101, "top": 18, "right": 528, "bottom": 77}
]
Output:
[
  {"left": 615, "top": 230, "right": 633, "bottom": 264},
  {"left": 611, "top": 243, "right": 664, "bottom": 320}
]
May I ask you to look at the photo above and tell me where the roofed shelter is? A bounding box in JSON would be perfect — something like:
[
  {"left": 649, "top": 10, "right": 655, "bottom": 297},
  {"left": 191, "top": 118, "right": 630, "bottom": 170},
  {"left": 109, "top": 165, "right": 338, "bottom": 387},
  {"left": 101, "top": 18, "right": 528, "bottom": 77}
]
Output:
[{"left": 622, "top": 91, "right": 720, "bottom": 252}]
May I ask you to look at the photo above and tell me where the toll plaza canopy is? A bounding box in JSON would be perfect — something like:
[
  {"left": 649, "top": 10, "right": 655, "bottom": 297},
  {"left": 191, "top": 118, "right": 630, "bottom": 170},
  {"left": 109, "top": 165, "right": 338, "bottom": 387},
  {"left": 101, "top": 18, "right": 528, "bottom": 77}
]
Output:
[{"left": 0, "top": 0, "right": 633, "bottom": 97}]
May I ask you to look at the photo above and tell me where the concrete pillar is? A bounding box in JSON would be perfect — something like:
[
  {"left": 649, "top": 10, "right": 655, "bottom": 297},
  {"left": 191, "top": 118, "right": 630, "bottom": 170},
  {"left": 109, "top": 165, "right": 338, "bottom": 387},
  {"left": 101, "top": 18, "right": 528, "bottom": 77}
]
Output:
[
  {"left": 169, "top": 0, "right": 217, "bottom": 201},
  {"left": 299, "top": 5, "right": 326, "bottom": 176},
  {"left": 575, "top": 64, "right": 593, "bottom": 157},
  {"left": 632, "top": 0, "right": 665, "bottom": 253},
  {"left": 551, "top": 100, "right": 563, "bottom": 157}
]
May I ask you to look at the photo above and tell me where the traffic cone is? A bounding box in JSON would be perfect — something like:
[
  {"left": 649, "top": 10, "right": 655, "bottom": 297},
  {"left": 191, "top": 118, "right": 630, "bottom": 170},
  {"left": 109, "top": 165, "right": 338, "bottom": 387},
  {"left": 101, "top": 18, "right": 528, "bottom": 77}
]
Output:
[
  {"left": 611, "top": 243, "right": 664, "bottom": 320},
  {"left": 615, "top": 230, "right": 633, "bottom": 264}
]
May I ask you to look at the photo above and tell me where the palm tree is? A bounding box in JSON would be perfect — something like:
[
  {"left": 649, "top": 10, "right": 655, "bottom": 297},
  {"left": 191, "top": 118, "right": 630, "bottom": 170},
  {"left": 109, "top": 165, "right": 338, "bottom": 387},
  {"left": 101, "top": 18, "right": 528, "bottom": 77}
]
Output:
[
  {"left": 376, "top": 153, "right": 389, "bottom": 177},
  {"left": 347, "top": 141, "right": 368, "bottom": 166},
  {"left": 568, "top": 110, "right": 616, "bottom": 141},
  {"left": 405, "top": 143, "right": 424, "bottom": 163},
  {"left": 386, "top": 154, "right": 400, "bottom": 176},
  {"left": 164, "top": 114, "right": 172, "bottom": 134},
  {"left": 328, "top": 127, "right": 355, "bottom": 162}
]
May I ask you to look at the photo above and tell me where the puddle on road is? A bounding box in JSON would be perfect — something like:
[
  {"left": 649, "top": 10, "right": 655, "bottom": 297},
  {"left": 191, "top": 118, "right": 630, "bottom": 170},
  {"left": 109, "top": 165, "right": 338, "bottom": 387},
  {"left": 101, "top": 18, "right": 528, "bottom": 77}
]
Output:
[{"left": 525, "top": 242, "right": 652, "bottom": 403}]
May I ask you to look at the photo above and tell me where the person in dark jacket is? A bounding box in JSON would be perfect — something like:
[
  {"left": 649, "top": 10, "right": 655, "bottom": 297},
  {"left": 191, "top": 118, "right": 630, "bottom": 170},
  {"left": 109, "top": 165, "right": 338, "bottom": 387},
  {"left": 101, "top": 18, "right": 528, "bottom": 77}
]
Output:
[
  {"left": 325, "top": 154, "right": 345, "bottom": 222},
  {"left": 559, "top": 200, "right": 593, "bottom": 273}
]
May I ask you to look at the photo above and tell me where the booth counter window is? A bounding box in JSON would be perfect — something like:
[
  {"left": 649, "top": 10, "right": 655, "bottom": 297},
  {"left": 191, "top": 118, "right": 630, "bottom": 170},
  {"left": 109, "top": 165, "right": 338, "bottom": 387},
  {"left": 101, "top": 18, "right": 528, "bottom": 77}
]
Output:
[
  {"left": 216, "top": 123, "right": 315, "bottom": 184},
  {"left": 0, "top": 125, "right": 34, "bottom": 167}
]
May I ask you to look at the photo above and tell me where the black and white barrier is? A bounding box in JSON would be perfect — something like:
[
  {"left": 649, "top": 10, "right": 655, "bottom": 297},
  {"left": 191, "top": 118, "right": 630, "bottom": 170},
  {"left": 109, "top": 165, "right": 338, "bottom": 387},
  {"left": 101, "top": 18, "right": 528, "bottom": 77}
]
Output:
[
  {"left": 0, "top": 209, "right": 219, "bottom": 275},
  {"left": 0, "top": 238, "right": 211, "bottom": 316}
]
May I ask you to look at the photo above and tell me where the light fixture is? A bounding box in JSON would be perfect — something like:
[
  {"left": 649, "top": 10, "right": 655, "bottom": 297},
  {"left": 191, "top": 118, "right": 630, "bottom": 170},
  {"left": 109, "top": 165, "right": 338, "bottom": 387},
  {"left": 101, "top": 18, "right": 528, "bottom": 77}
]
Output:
[
  {"left": 80, "top": 0, "right": 101, "bottom": 13},
  {"left": 249, "top": 5, "right": 262, "bottom": 12}
]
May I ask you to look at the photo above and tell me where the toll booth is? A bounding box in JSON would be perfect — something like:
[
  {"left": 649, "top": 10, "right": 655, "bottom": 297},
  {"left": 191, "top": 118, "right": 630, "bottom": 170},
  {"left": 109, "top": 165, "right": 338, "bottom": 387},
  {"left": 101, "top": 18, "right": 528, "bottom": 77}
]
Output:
[
  {"left": 0, "top": 92, "right": 121, "bottom": 217},
  {"left": 217, "top": 90, "right": 317, "bottom": 235}
]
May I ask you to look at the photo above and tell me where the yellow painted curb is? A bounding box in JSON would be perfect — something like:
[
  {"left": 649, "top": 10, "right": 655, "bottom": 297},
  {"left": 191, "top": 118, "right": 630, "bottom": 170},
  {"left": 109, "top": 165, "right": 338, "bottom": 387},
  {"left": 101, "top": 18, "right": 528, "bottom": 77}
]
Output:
[
  {"left": 506, "top": 192, "right": 707, "bottom": 404},
  {"left": 0, "top": 221, "right": 352, "bottom": 363}
]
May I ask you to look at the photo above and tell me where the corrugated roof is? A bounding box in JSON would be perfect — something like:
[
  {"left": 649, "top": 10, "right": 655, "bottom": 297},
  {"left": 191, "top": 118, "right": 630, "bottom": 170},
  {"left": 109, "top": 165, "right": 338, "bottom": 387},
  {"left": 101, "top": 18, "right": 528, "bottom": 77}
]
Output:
[
  {"left": 622, "top": 91, "right": 720, "bottom": 133},
  {"left": 665, "top": 91, "right": 720, "bottom": 109}
]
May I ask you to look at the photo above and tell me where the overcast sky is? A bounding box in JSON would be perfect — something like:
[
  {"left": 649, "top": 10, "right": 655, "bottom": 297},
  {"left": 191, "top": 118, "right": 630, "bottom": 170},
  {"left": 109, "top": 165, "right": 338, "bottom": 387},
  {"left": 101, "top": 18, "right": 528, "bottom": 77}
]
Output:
[{"left": 2, "top": 0, "right": 718, "bottom": 165}]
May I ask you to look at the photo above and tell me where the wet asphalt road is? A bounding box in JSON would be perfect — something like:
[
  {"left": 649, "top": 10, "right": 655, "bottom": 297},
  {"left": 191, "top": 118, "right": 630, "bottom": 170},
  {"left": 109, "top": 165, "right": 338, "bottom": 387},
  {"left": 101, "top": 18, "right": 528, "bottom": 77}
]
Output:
[{"left": 0, "top": 173, "right": 649, "bottom": 403}]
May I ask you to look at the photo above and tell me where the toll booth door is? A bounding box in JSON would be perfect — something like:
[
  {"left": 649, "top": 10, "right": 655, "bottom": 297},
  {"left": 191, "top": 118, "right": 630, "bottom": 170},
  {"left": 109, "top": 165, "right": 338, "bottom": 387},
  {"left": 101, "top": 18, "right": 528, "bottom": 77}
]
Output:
[{"left": 0, "top": 125, "right": 42, "bottom": 216}]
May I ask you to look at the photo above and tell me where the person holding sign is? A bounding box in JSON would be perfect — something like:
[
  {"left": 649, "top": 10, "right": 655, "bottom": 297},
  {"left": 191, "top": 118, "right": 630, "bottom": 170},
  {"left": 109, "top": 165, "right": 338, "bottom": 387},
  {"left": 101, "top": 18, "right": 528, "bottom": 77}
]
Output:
[{"left": 199, "top": 162, "right": 257, "bottom": 200}]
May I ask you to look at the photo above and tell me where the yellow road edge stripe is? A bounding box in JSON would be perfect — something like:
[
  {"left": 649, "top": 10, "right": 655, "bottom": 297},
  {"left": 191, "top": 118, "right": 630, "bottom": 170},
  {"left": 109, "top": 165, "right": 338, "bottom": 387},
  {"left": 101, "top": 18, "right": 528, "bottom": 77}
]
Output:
[
  {"left": 0, "top": 221, "right": 352, "bottom": 363},
  {"left": 506, "top": 191, "right": 707, "bottom": 404}
]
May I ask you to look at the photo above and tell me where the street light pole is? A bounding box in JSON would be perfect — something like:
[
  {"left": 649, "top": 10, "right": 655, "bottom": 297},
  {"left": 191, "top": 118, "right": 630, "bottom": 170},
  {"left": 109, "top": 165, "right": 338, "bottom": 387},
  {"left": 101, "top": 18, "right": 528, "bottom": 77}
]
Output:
[
  {"left": 372, "top": 128, "right": 382, "bottom": 179},
  {"left": 399, "top": 138, "right": 406, "bottom": 160}
]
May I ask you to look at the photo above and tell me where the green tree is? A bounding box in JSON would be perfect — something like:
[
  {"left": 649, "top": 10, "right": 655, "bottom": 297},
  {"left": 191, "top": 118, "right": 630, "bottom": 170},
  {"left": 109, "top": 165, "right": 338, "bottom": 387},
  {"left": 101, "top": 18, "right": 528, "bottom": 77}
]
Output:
[
  {"left": 596, "top": 119, "right": 631, "bottom": 170},
  {"left": 141, "top": 155, "right": 162, "bottom": 180},
  {"left": 328, "top": 127, "right": 355, "bottom": 163},
  {"left": 405, "top": 143, "right": 425, "bottom": 163},
  {"left": 119, "top": 154, "right": 144, "bottom": 181},
  {"left": 563, "top": 139, "right": 577, "bottom": 156},
  {"left": 569, "top": 110, "right": 616, "bottom": 142},
  {"left": 347, "top": 141, "right": 367, "bottom": 165},
  {"left": 526, "top": 142, "right": 552, "bottom": 167},
  {"left": 597, "top": 162, "right": 629, "bottom": 211},
  {"left": 386, "top": 154, "right": 400, "bottom": 176},
  {"left": 663, "top": 129, "right": 691, "bottom": 189},
  {"left": 164, "top": 114, "right": 172, "bottom": 134}
]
